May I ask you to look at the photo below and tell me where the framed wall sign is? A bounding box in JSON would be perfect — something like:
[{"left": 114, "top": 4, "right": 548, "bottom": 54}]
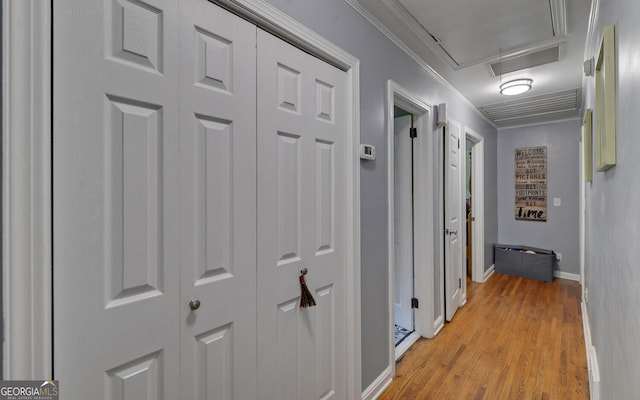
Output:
[
  {"left": 595, "top": 25, "right": 616, "bottom": 171},
  {"left": 515, "top": 146, "right": 547, "bottom": 222},
  {"left": 583, "top": 109, "right": 593, "bottom": 182}
]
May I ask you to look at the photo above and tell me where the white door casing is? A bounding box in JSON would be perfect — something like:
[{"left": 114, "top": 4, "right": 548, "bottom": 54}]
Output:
[
  {"left": 178, "top": 2, "right": 258, "bottom": 399},
  {"left": 256, "top": 28, "right": 348, "bottom": 400},
  {"left": 444, "top": 118, "right": 463, "bottom": 321},
  {"left": 393, "top": 114, "right": 414, "bottom": 331},
  {"left": 54, "top": 0, "right": 181, "bottom": 397}
]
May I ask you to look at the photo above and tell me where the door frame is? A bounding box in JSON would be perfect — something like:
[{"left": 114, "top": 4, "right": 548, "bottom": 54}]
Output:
[
  {"left": 2, "top": 0, "right": 53, "bottom": 379},
  {"left": 463, "top": 127, "right": 485, "bottom": 289},
  {"left": 3, "top": 1, "right": 362, "bottom": 398},
  {"left": 580, "top": 123, "right": 586, "bottom": 290},
  {"left": 386, "top": 81, "right": 435, "bottom": 368}
]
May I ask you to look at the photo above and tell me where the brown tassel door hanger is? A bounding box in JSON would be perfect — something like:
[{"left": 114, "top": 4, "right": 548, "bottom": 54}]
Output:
[{"left": 299, "top": 268, "right": 316, "bottom": 308}]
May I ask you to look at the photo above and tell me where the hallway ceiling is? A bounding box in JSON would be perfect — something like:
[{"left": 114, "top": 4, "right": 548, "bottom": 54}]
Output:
[{"left": 347, "top": 0, "right": 592, "bottom": 127}]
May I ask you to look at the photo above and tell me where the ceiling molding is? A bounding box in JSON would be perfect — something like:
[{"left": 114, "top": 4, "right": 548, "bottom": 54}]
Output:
[
  {"left": 584, "top": 0, "right": 599, "bottom": 58},
  {"left": 344, "top": 0, "right": 496, "bottom": 128},
  {"left": 381, "top": 0, "right": 461, "bottom": 68},
  {"left": 550, "top": 0, "right": 568, "bottom": 36}
]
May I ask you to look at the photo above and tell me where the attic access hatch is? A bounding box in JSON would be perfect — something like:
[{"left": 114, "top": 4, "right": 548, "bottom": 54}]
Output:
[{"left": 396, "top": 0, "right": 567, "bottom": 69}]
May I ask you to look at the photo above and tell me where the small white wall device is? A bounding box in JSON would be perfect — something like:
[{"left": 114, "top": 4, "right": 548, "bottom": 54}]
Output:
[
  {"left": 437, "top": 103, "right": 447, "bottom": 127},
  {"left": 360, "top": 144, "right": 376, "bottom": 160}
]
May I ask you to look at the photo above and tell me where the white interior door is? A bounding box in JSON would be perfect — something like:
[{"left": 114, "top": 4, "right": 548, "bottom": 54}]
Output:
[
  {"left": 178, "top": 2, "right": 258, "bottom": 399},
  {"left": 444, "top": 118, "right": 463, "bottom": 321},
  {"left": 256, "top": 29, "right": 348, "bottom": 400},
  {"left": 394, "top": 114, "right": 414, "bottom": 331},
  {"left": 53, "top": 0, "right": 181, "bottom": 397}
]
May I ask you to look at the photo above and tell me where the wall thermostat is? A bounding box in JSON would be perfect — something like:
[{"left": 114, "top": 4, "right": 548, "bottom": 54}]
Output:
[{"left": 360, "top": 144, "right": 376, "bottom": 160}]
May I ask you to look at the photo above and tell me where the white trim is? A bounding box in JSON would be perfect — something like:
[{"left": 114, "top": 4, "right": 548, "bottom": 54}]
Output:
[
  {"left": 394, "top": 332, "right": 420, "bottom": 361},
  {"left": 433, "top": 316, "right": 444, "bottom": 336},
  {"left": 554, "top": 271, "right": 581, "bottom": 282},
  {"left": 483, "top": 264, "right": 496, "bottom": 282},
  {"left": 436, "top": 119, "right": 446, "bottom": 326},
  {"left": 463, "top": 128, "right": 485, "bottom": 284},
  {"left": 361, "top": 365, "right": 393, "bottom": 400},
  {"left": 2, "top": 0, "right": 53, "bottom": 379},
  {"left": 218, "top": 0, "right": 357, "bottom": 70},
  {"left": 584, "top": 0, "right": 600, "bottom": 61},
  {"left": 580, "top": 129, "right": 586, "bottom": 288},
  {"left": 581, "top": 301, "right": 601, "bottom": 400},
  {"left": 386, "top": 80, "right": 435, "bottom": 386},
  {"left": 343, "top": 0, "right": 496, "bottom": 128}
]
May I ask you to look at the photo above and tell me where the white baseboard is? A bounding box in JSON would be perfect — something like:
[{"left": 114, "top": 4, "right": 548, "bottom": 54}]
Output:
[
  {"left": 433, "top": 316, "right": 444, "bottom": 336},
  {"left": 395, "top": 332, "right": 420, "bottom": 361},
  {"left": 582, "top": 301, "right": 601, "bottom": 400},
  {"left": 362, "top": 365, "right": 393, "bottom": 400},
  {"left": 483, "top": 264, "right": 495, "bottom": 281},
  {"left": 554, "top": 270, "right": 580, "bottom": 282}
]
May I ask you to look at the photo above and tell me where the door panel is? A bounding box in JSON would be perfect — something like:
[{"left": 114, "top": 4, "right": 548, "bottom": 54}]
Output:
[
  {"left": 445, "top": 119, "right": 463, "bottom": 321},
  {"left": 54, "top": 0, "right": 181, "bottom": 397},
  {"left": 394, "top": 114, "right": 414, "bottom": 331},
  {"left": 257, "top": 29, "right": 348, "bottom": 400},
  {"left": 178, "top": 2, "right": 257, "bottom": 399}
]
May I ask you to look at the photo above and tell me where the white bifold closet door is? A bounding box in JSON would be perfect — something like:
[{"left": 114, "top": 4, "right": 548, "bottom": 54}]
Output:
[
  {"left": 54, "top": 0, "right": 348, "bottom": 398},
  {"left": 54, "top": 0, "right": 183, "bottom": 397},
  {"left": 178, "top": 1, "right": 258, "bottom": 399},
  {"left": 256, "top": 29, "right": 348, "bottom": 400}
]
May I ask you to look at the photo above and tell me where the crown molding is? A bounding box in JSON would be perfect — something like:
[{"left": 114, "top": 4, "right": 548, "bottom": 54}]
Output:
[{"left": 344, "top": 0, "right": 496, "bottom": 128}]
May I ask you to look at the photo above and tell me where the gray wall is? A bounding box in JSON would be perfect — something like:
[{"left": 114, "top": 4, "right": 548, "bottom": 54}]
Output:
[
  {"left": 497, "top": 120, "right": 581, "bottom": 275},
  {"left": 261, "top": 0, "right": 498, "bottom": 390},
  {"left": 582, "top": 0, "right": 640, "bottom": 397}
]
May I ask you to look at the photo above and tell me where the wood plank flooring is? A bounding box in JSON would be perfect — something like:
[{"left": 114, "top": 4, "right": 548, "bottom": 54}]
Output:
[{"left": 379, "top": 273, "right": 589, "bottom": 400}]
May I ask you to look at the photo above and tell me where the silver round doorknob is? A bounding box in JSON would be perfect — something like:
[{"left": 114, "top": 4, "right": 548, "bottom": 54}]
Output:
[{"left": 189, "top": 300, "right": 201, "bottom": 311}]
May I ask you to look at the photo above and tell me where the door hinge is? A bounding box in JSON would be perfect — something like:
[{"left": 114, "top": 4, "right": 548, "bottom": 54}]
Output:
[
  {"left": 458, "top": 278, "right": 462, "bottom": 289},
  {"left": 411, "top": 297, "right": 419, "bottom": 309},
  {"left": 458, "top": 138, "right": 460, "bottom": 149},
  {"left": 409, "top": 127, "right": 417, "bottom": 139}
]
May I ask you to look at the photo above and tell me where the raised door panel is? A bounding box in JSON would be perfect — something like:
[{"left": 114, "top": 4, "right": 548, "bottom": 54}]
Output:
[
  {"left": 178, "top": 1, "right": 257, "bottom": 399},
  {"left": 257, "top": 29, "right": 347, "bottom": 400},
  {"left": 54, "top": 0, "right": 180, "bottom": 397},
  {"left": 444, "top": 119, "right": 462, "bottom": 322}
]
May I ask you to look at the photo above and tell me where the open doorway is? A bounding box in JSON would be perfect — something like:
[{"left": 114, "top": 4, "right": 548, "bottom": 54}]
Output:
[
  {"left": 387, "top": 81, "right": 435, "bottom": 365},
  {"left": 465, "top": 138, "right": 473, "bottom": 281},
  {"left": 393, "top": 106, "right": 415, "bottom": 347},
  {"left": 463, "top": 128, "right": 485, "bottom": 289}
]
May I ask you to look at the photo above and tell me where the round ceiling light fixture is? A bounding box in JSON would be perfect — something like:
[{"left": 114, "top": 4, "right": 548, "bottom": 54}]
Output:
[{"left": 499, "top": 78, "right": 533, "bottom": 96}]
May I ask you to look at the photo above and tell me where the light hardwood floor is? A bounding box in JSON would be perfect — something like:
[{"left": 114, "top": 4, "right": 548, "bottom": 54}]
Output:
[{"left": 379, "top": 273, "right": 589, "bottom": 400}]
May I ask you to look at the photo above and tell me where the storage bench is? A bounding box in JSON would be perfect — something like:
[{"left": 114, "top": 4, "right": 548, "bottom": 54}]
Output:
[{"left": 494, "top": 244, "right": 555, "bottom": 282}]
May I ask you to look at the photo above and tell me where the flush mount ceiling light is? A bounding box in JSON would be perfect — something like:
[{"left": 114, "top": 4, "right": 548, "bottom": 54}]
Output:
[{"left": 500, "top": 79, "right": 533, "bottom": 96}]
